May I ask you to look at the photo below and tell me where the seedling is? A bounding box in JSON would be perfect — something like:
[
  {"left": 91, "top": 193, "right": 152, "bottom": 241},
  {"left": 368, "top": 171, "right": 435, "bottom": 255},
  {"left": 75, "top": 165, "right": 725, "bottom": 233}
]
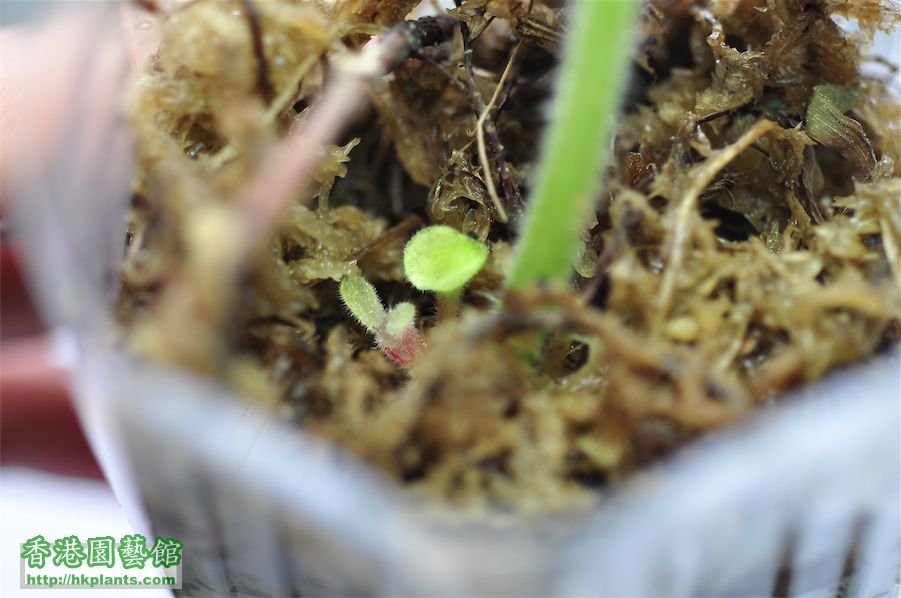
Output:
[
  {"left": 506, "top": 1, "right": 640, "bottom": 289},
  {"left": 403, "top": 225, "right": 489, "bottom": 320},
  {"left": 339, "top": 275, "right": 424, "bottom": 367}
]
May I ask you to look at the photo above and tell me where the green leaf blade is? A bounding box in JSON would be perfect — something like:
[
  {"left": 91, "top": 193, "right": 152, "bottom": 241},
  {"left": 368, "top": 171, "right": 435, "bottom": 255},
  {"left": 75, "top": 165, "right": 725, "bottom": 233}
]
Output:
[
  {"left": 386, "top": 302, "right": 417, "bottom": 338},
  {"left": 339, "top": 275, "right": 386, "bottom": 331},
  {"left": 404, "top": 225, "right": 489, "bottom": 293}
]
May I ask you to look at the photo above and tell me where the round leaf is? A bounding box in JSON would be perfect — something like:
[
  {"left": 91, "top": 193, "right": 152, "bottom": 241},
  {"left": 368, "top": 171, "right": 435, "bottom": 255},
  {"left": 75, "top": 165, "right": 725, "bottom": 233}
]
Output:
[{"left": 403, "top": 226, "right": 489, "bottom": 293}]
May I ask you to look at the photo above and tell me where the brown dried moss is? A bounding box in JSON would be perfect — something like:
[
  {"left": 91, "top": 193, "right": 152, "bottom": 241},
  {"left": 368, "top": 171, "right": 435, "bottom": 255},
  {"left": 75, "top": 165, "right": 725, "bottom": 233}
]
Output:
[{"left": 120, "top": 0, "right": 900, "bottom": 514}]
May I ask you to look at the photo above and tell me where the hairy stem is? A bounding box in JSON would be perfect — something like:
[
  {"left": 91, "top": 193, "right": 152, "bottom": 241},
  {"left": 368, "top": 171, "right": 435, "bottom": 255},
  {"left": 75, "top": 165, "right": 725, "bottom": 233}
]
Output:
[
  {"left": 506, "top": 0, "right": 640, "bottom": 289},
  {"left": 436, "top": 289, "right": 462, "bottom": 322}
]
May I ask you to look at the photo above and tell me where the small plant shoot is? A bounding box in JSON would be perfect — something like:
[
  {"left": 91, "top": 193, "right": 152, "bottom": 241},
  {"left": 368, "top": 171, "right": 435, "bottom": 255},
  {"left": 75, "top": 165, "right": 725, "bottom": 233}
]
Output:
[
  {"left": 403, "top": 225, "right": 489, "bottom": 319},
  {"left": 339, "top": 275, "right": 424, "bottom": 367},
  {"left": 386, "top": 302, "right": 416, "bottom": 338}
]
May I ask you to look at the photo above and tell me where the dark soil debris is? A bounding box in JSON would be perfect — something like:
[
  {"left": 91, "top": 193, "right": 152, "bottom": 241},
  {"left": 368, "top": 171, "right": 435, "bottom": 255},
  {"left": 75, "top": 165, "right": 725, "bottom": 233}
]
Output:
[{"left": 119, "top": 0, "right": 900, "bottom": 515}]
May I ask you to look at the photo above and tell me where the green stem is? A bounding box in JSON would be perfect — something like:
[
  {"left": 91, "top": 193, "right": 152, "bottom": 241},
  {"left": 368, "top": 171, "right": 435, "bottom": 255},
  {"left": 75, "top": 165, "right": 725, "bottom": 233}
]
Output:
[
  {"left": 436, "top": 289, "right": 462, "bottom": 322},
  {"left": 506, "top": 0, "right": 641, "bottom": 289}
]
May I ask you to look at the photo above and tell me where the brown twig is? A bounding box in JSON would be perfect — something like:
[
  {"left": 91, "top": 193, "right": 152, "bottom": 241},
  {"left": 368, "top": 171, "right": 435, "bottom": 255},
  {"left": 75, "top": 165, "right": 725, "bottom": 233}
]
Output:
[
  {"left": 455, "top": 3, "right": 486, "bottom": 107},
  {"left": 303, "top": 213, "right": 424, "bottom": 290},
  {"left": 454, "top": 3, "right": 488, "bottom": 132},
  {"left": 454, "top": 2, "right": 524, "bottom": 222},
  {"left": 515, "top": 14, "right": 564, "bottom": 51},
  {"left": 801, "top": 146, "right": 826, "bottom": 224},
  {"left": 350, "top": 213, "right": 423, "bottom": 262},
  {"left": 495, "top": 65, "right": 517, "bottom": 114},
  {"left": 241, "top": 0, "right": 275, "bottom": 104},
  {"left": 233, "top": 16, "right": 455, "bottom": 259},
  {"left": 480, "top": 45, "right": 525, "bottom": 219},
  {"left": 655, "top": 120, "right": 780, "bottom": 332},
  {"left": 474, "top": 44, "right": 520, "bottom": 223},
  {"left": 880, "top": 218, "right": 901, "bottom": 290}
]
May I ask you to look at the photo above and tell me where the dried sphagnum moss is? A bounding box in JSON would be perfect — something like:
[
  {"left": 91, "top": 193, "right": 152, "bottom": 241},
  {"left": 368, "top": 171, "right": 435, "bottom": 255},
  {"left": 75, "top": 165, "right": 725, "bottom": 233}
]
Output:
[{"left": 120, "top": 0, "right": 900, "bottom": 514}]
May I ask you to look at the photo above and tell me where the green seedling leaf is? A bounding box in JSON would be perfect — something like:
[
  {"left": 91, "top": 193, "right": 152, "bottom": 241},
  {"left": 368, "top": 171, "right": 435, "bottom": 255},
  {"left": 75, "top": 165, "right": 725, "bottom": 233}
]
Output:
[
  {"left": 382, "top": 302, "right": 425, "bottom": 367},
  {"left": 404, "top": 225, "right": 489, "bottom": 293},
  {"left": 386, "top": 302, "right": 416, "bottom": 338},
  {"left": 339, "top": 276, "right": 423, "bottom": 368},
  {"left": 339, "top": 275, "right": 385, "bottom": 332}
]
